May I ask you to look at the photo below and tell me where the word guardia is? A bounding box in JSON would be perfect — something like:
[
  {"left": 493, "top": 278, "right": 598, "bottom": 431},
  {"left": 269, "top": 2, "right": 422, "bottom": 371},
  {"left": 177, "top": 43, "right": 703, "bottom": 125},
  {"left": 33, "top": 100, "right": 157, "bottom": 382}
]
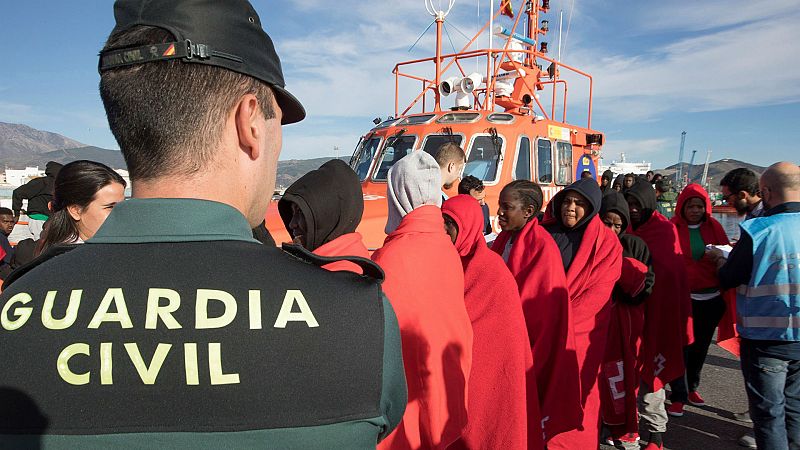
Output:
[{"left": 1, "top": 288, "right": 319, "bottom": 386}]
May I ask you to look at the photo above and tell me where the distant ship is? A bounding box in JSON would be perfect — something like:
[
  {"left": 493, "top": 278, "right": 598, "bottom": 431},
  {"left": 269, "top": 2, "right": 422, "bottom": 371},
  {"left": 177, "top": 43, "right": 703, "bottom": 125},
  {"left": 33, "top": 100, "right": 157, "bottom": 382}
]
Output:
[{"left": 598, "top": 153, "right": 651, "bottom": 179}]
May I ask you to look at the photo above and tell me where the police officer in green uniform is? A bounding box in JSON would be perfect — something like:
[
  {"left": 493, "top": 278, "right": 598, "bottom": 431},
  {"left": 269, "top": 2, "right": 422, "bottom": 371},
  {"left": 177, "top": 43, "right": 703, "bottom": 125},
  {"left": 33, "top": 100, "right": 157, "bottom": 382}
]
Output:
[
  {"left": 0, "top": 1, "right": 406, "bottom": 448},
  {"left": 655, "top": 179, "right": 678, "bottom": 219}
]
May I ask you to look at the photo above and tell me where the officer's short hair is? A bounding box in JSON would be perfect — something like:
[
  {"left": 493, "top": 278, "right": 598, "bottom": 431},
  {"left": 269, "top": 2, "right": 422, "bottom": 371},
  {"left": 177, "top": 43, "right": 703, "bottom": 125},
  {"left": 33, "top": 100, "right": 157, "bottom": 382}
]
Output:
[
  {"left": 434, "top": 142, "right": 466, "bottom": 167},
  {"left": 0, "top": 207, "right": 13, "bottom": 216},
  {"left": 99, "top": 26, "right": 276, "bottom": 181},
  {"left": 720, "top": 168, "right": 759, "bottom": 196}
]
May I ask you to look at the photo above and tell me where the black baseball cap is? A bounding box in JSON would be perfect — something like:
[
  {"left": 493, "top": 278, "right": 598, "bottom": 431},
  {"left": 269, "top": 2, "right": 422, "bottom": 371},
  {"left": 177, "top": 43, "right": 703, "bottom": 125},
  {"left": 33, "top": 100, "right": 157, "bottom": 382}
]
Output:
[{"left": 99, "top": 0, "right": 305, "bottom": 125}]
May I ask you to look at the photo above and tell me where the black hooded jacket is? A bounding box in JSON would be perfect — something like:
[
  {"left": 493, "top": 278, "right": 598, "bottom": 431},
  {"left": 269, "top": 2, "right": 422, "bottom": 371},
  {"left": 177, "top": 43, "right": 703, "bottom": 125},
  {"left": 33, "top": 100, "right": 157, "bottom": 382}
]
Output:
[
  {"left": 278, "top": 159, "right": 364, "bottom": 251},
  {"left": 601, "top": 191, "right": 655, "bottom": 304},
  {"left": 12, "top": 161, "right": 63, "bottom": 217},
  {"left": 544, "top": 178, "right": 603, "bottom": 270},
  {"left": 624, "top": 180, "right": 658, "bottom": 229},
  {"left": 601, "top": 169, "right": 614, "bottom": 193}
]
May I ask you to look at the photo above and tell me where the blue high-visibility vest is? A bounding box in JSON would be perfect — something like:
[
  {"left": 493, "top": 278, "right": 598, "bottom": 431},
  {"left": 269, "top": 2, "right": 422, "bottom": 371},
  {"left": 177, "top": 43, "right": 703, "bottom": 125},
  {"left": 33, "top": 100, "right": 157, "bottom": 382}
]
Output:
[{"left": 736, "top": 212, "right": 800, "bottom": 341}]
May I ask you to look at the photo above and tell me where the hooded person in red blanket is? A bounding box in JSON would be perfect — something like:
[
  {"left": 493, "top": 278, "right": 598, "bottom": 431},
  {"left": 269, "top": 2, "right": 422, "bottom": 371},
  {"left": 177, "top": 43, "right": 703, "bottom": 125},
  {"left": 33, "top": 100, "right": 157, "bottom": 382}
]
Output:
[
  {"left": 278, "top": 159, "right": 370, "bottom": 273},
  {"left": 542, "top": 178, "right": 622, "bottom": 450},
  {"left": 372, "top": 151, "right": 473, "bottom": 450},
  {"left": 624, "top": 180, "right": 693, "bottom": 450},
  {"left": 599, "top": 191, "right": 656, "bottom": 449},
  {"left": 666, "top": 183, "right": 733, "bottom": 417},
  {"left": 490, "top": 180, "right": 582, "bottom": 445},
  {"left": 442, "top": 194, "right": 534, "bottom": 450}
]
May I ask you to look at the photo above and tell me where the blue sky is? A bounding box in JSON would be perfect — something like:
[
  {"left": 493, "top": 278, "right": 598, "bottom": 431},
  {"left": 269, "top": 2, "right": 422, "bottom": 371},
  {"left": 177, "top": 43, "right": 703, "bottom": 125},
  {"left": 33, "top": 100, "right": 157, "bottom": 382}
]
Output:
[{"left": 1, "top": 0, "right": 798, "bottom": 169}]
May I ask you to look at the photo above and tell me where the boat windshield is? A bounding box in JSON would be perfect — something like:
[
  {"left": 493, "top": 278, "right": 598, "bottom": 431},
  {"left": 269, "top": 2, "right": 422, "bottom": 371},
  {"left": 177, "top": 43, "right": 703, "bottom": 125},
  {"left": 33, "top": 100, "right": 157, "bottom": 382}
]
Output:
[
  {"left": 556, "top": 141, "right": 574, "bottom": 185},
  {"left": 464, "top": 135, "right": 504, "bottom": 182},
  {"left": 421, "top": 134, "right": 464, "bottom": 157},
  {"left": 353, "top": 136, "right": 382, "bottom": 181},
  {"left": 372, "top": 135, "right": 417, "bottom": 181},
  {"left": 537, "top": 139, "right": 553, "bottom": 184}
]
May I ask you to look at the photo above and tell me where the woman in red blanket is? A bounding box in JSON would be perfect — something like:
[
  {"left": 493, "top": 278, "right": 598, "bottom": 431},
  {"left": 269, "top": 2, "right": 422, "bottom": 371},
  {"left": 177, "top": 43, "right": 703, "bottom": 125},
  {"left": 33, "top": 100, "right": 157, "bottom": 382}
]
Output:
[
  {"left": 624, "top": 180, "right": 693, "bottom": 450},
  {"left": 372, "top": 151, "right": 472, "bottom": 450},
  {"left": 278, "top": 159, "right": 370, "bottom": 273},
  {"left": 490, "top": 180, "right": 582, "bottom": 445},
  {"left": 542, "top": 178, "right": 622, "bottom": 450},
  {"left": 599, "top": 191, "right": 655, "bottom": 448},
  {"left": 442, "top": 194, "right": 533, "bottom": 450},
  {"left": 666, "top": 183, "right": 733, "bottom": 416}
]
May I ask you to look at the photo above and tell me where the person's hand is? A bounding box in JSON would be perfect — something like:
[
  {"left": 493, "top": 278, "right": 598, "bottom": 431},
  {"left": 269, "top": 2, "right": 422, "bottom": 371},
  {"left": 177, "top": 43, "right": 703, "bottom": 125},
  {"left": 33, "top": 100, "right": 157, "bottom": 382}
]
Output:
[{"left": 705, "top": 247, "right": 726, "bottom": 268}]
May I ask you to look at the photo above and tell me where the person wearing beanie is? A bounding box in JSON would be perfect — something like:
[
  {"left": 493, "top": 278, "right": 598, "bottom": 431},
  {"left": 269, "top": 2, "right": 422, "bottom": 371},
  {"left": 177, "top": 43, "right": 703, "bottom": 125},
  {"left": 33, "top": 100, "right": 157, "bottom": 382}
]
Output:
[
  {"left": 442, "top": 194, "right": 533, "bottom": 450},
  {"left": 373, "top": 151, "right": 473, "bottom": 450},
  {"left": 601, "top": 169, "right": 615, "bottom": 193},
  {"left": 279, "top": 159, "right": 369, "bottom": 273},
  {"left": 543, "top": 178, "right": 622, "bottom": 450},
  {"left": 623, "top": 180, "right": 693, "bottom": 450}
]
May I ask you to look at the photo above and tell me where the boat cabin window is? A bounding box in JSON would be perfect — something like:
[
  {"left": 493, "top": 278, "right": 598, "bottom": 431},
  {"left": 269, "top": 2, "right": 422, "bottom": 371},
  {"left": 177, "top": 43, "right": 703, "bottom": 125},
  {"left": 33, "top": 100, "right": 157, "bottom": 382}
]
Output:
[
  {"left": 536, "top": 139, "right": 553, "bottom": 184},
  {"left": 396, "top": 114, "right": 436, "bottom": 126},
  {"left": 353, "top": 136, "right": 382, "bottom": 181},
  {"left": 487, "top": 113, "right": 515, "bottom": 123},
  {"left": 514, "top": 136, "right": 531, "bottom": 181},
  {"left": 372, "top": 135, "right": 417, "bottom": 181},
  {"left": 373, "top": 118, "right": 398, "bottom": 130},
  {"left": 556, "top": 141, "right": 574, "bottom": 185},
  {"left": 464, "top": 134, "right": 504, "bottom": 183},
  {"left": 421, "top": 134, "right": 465, "bottom": 157},
  {"left": 437, "top": 112, "right": 481, "bottom": 124}
]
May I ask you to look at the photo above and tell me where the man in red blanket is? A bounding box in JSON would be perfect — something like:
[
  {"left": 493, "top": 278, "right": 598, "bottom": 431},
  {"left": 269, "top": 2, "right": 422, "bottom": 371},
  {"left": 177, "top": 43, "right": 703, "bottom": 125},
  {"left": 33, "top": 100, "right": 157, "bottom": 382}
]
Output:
[
  {"left": 599, "top": 191, "right": 655, "bottom": 449},
  {"left": 491, "top": 180, "right": 582, "bottom": 445},
  {"left": 372, "top": 151, "right": 473, "bottom": 450},
  {"left": 542, "top": 178, "right": 622, "bottom": 450},
  {"left": 442, "top": 194, "right": 534, "bottom": 450},
  {"left": 278, "top": 159, "right": 370, "bottom": 273},
  {"left": 666, "top": 184, "right": 734, "bottom": 416},
  {"left": 625, "top": 180, "right": 693, "bottom": 450}
]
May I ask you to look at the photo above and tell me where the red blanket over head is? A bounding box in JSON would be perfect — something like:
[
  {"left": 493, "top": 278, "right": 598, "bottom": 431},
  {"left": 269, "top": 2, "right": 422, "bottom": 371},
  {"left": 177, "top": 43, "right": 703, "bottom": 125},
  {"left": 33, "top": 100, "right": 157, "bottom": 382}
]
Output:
[
  {"left": 631, "top": 211, "right": 693, "bottom": 390},
  {"left": 542, "top": 215, "right": 622, "bottom": 450},
  {"left": 671, "top": 184, "right": 739, "bottom": 355},
  {"left": 313, "top": 232, "right": 370, "bottom": 273},
  {"left": 491, "top": 218, "right": 582, "bottom": 443},
  {"left": 372, "top": 205, "right": 473, "bottom": 450},
  {"left": 443, "top": 195, "right": 535, "bottom": 450}
]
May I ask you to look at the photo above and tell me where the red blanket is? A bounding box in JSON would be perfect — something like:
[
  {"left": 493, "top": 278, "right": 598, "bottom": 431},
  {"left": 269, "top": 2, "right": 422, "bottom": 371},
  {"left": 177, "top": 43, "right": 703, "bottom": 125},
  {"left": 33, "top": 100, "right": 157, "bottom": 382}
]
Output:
[
  {"left": 373, "top": 205, "right": 473, "bottom": 450},
  {"left": 313, "top": 232, "right": 370, "bottom": 273},
  {"left": 631, "top": 211, "right": 693, "bottom": 390},
  {"left": 600, "top": 257, "right": 648, "bottom": 433},
  {"left": 671, "top": 184, "right": 739, "bottom": 356},
  {"left": 443, "top": 195, "right": 533, "bottom": 450},
  {"left": 492, "top": 218, "right": 581, "bottom": 443},
  {"left": 543, "top": 216, "right": 622, "bottom": 450}
]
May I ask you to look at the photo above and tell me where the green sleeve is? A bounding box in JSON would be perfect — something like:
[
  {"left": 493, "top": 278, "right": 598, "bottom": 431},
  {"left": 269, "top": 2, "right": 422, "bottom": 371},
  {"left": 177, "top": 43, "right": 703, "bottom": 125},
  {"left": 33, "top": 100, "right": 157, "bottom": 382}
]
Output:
[{"left": 378, "top": 293, "right": 407, "bottom": 442}]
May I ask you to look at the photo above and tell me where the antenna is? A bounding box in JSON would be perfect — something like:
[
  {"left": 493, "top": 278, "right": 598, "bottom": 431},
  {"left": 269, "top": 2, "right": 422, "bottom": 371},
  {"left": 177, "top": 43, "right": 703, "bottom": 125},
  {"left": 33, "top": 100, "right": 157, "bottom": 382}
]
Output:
[
  {"left": 676, "top": 131, "right": 686, "bottom": 185},
  {"left": 426, "top": 0, "right": 456, "bottom": 112}
]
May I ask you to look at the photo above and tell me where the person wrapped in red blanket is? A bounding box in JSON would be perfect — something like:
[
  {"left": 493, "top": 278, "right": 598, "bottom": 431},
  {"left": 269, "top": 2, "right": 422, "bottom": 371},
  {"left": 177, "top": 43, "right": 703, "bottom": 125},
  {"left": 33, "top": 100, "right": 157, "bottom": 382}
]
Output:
[
  {"left": 599, "top": 191, "right": 656, "bottom": 447},
  {"left": 442, "top": 194, "right": 533, "bottom": 450},
  {"left": 542, "top": 178, "right": 622, "bottom": 450},
  {"left": 624, "top": 180, "right": 693, "bottom": 450},
  {"left": 666, "top": 183, "right": 735, "bottom": 416},
  {"left": 278, "top": 159, "right": 370, "bottom": 273},
  {"left": 372, "top": 151, "right": 472, "bottom": 450},
  {"left": 490, "top": 180, "right": 581, "bottom": 445}
]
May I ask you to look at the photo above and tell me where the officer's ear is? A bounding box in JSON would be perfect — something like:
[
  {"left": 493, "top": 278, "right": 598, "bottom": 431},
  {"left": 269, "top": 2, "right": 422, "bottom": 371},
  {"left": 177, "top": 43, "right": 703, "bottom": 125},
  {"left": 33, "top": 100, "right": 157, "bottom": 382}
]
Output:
[
  {"left": 66, "top": 204, "right": 83, "bottom": 222},
  {"left": 234, "top": 93, "right": 263, "bottom": 162}
]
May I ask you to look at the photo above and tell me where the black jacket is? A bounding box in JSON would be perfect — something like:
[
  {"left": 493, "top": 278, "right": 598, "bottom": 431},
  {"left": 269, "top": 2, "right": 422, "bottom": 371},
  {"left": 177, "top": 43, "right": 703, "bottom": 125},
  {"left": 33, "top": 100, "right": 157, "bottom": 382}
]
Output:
[
  {"left": 12, "top": 161, "right": 62, "bottom": 217},
  {"left": 544, "top": 177, "right": 603, "bottom": 270}
]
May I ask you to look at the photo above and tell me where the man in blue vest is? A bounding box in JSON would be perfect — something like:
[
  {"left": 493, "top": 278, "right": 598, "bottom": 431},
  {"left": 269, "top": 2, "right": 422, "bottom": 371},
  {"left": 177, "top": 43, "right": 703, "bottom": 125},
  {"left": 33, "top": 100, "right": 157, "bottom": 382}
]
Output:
[{"left": 709, "top": 161, "right": 800, "bottom": 450}]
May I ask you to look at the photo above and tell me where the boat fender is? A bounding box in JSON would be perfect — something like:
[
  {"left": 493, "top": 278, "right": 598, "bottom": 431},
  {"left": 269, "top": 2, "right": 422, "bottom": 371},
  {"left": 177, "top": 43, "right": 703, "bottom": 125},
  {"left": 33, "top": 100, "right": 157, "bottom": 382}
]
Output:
[{"left": 281, "top": 243, "right": 385, "bottom": 282}]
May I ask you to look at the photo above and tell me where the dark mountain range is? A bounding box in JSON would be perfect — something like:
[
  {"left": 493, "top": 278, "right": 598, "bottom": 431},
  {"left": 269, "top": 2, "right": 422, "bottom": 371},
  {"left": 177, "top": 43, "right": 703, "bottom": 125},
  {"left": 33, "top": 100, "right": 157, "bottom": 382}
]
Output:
[
  {"left": 0, "top": 122, "right": 87, "bottom": 167},
  {"left": 655, "top": 159, "right": 766, "bottom": 185},
  {"left": 276, "top": 156, "right": 349, "bottom": 188}
]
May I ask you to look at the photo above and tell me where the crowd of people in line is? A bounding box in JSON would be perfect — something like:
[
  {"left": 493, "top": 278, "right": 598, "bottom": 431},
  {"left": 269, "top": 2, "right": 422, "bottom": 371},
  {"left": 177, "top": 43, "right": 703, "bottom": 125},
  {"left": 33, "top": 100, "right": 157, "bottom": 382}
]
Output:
[{"left": 1, "top": 1, "right": 798, "bottom": 449}]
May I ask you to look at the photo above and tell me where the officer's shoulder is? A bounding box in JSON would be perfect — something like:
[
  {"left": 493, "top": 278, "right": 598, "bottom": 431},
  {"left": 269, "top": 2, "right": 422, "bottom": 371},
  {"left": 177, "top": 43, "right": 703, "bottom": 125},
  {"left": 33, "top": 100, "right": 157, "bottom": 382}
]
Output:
[{"left": 280, "top": 243, "right": 384, "bottom": 282}]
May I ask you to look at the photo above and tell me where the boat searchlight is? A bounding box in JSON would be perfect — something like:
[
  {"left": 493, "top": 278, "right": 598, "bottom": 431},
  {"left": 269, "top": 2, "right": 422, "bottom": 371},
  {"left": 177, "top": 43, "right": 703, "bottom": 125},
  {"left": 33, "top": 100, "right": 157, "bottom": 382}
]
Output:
[{"left": 439, "top": 73, "right": 482, "bottom": 108}]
